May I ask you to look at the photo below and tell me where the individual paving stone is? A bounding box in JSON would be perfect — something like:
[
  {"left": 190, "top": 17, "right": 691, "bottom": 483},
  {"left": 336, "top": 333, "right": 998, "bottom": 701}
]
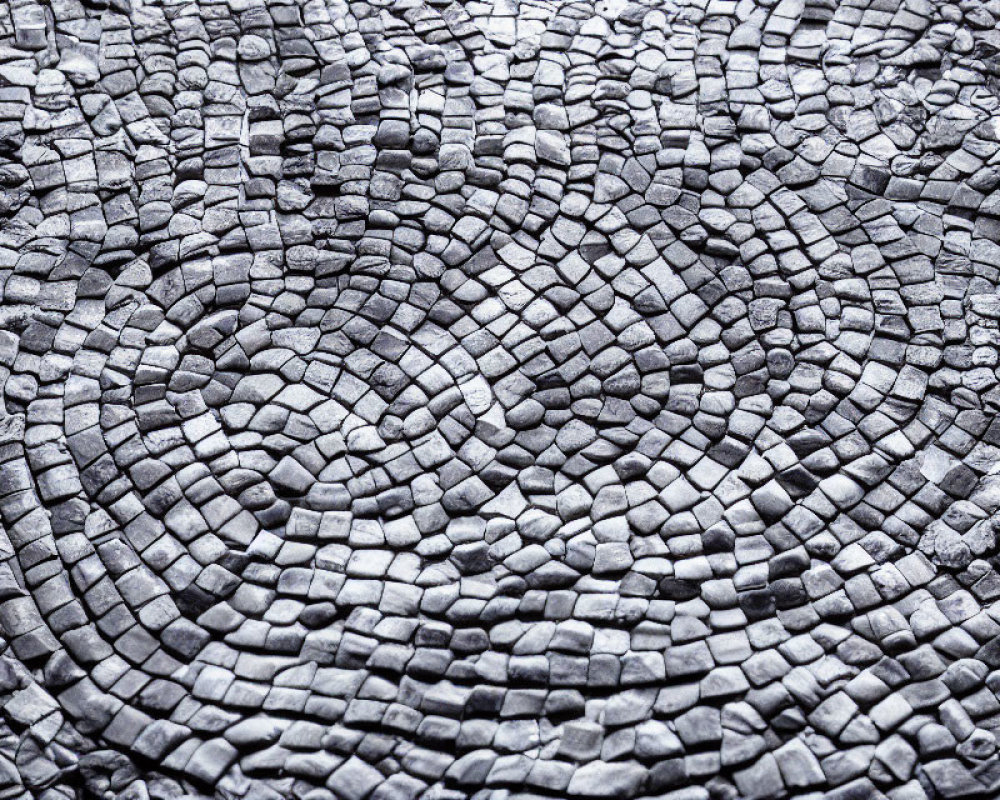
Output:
[
  {"left": 566, "top": 760, "right": 647, "bottom": 797},
  {"left": 3, "top": 0, "right": 1000, "bottom": 799}
]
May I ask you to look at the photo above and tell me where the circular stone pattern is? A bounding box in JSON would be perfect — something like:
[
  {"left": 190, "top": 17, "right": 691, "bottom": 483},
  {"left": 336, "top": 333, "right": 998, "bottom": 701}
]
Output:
[{"left": 6, "top": 0, "right": 1000, "bottom": 799}]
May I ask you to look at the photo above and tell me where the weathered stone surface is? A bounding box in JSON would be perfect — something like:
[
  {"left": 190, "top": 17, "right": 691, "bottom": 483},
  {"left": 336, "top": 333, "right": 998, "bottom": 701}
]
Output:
[{"left": 3, "top": 1, "right": 1000, "bottom": 799}]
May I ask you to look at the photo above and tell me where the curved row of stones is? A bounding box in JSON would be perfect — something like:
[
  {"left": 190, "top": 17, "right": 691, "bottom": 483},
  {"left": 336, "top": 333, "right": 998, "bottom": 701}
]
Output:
[{"left": 4, "top": 0, "right": 1000, "bottom": 798}]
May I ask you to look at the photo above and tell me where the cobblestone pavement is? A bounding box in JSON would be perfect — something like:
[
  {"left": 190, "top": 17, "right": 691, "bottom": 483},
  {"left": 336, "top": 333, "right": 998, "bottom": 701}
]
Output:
[{"left": 4, "top": 0, "right": 1000, "bottom": 798}]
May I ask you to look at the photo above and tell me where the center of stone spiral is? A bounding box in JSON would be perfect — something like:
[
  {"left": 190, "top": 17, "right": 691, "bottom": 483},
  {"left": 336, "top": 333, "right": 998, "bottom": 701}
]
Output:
[{"left": 135, "top": 279, "right": 509, "bottom": 551}]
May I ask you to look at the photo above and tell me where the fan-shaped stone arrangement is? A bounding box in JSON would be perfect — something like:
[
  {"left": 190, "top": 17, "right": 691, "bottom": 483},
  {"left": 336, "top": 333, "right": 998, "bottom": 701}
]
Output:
[{"left": 5, "top": 0, "right": 1000, "bottom": 798}]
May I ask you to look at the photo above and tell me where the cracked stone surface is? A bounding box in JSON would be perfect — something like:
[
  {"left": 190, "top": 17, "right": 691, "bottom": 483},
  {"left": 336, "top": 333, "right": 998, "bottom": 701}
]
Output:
[{"left": 6, "top": 0, "right": 1000, "bottom": 798}]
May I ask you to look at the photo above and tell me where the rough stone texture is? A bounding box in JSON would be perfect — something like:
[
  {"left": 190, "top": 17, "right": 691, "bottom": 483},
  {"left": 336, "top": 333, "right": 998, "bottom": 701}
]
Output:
[{"left": 4, "top": 0, "right": 1000, "bottom": 798}]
